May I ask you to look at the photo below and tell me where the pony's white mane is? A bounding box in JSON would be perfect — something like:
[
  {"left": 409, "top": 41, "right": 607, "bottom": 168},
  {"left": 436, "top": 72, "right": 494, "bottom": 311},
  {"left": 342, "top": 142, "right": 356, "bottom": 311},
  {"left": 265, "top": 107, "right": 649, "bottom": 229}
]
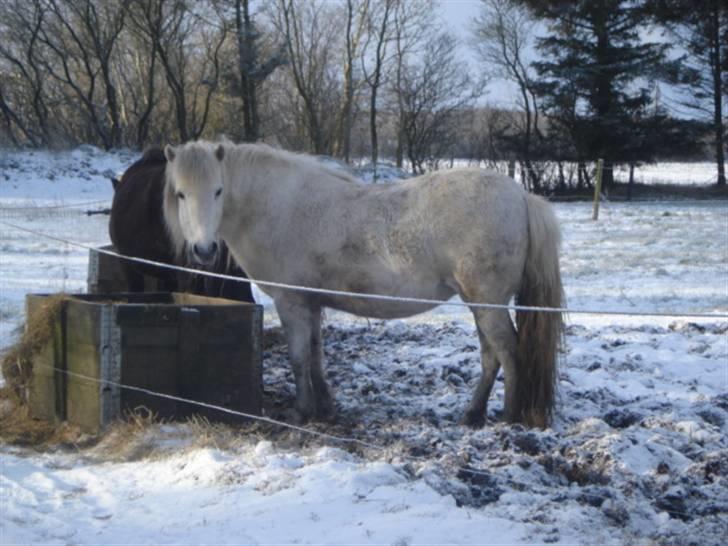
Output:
[{"left": 226, "top": 142, "right": 359, "bottom": 186}]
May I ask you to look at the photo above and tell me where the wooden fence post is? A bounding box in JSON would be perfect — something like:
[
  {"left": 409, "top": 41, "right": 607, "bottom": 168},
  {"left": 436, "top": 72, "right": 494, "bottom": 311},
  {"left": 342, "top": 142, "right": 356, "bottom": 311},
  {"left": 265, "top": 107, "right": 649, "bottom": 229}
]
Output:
[{"left": 592, "top": 158, "right": 604, "bottom": 221}]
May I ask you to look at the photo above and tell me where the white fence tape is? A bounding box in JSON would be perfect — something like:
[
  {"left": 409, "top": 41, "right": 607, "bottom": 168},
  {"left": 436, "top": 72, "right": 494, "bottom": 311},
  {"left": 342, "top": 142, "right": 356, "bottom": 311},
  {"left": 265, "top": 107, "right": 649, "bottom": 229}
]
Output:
[{"left": 1, "top": 219, "right": 726, "bottom": 320}]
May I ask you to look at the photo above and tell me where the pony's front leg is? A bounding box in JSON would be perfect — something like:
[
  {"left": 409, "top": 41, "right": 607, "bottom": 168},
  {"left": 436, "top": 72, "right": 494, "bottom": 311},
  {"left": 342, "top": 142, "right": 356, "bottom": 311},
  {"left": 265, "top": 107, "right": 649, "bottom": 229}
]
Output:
[{"left": 275, "top": 297, "right": 333, "bottom": 421}]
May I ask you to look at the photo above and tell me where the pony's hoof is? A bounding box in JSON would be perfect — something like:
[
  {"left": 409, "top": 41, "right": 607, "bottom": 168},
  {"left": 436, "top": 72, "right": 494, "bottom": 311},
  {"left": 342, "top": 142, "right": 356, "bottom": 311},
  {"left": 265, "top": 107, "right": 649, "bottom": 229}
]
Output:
[
  {"left": 293, "top": 403, "right": 316, "bottom": 425},
  {"left": 461, "top": 410, "right": 486, "bottom": 429},
  {"left": 315, "top": 396, "right": 337, "bottom": 422},
  {"left": 315, "top": 405, "right": 337, "bottom": 423}
]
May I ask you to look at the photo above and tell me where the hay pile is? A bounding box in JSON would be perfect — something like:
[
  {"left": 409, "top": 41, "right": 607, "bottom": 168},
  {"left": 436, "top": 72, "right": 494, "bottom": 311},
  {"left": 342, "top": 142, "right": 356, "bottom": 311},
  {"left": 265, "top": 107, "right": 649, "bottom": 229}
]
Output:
[
  {"left": 1, "top": 294, "right": 67, "bottom": 400},
  {"left": 0, "top": 294, "right": 72, "bottom": 446}
]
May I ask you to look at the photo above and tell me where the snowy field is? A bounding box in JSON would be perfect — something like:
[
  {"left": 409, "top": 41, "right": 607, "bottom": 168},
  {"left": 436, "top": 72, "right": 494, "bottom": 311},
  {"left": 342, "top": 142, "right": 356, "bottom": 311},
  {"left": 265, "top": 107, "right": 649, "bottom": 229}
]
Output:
[
  {"left": 445, "top": 159, "right": 719, "bottom": 187},
  {"left": 0, "top": 147, "right": 727, "bottom": 545},
  {"left": 611, "top": 162, "right": 719, "bottom": 186}
]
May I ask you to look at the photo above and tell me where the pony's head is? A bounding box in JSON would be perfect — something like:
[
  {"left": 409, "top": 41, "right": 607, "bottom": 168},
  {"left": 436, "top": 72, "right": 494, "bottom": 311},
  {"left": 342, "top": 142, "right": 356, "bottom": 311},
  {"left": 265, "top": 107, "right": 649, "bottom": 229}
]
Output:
[{"left": 163, "top": 142, "right": 226, "bottom": 265}]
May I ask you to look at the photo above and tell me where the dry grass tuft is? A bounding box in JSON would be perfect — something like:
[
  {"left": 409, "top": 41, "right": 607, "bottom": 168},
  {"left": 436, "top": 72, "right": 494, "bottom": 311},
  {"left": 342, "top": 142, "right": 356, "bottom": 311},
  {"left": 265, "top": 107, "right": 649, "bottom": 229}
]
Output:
[
  {"left": 90, "top": 411, "right": 257, "bottom": 462},
  {"left": 89, "top": 408, "right": 165, "bottom": 461},
  {"left": 0, "top": 389, "right": 84, "bottom": 448},
  {"left": 0, "top": 295, "right": 79, "bottom": 448},
  {"left": 0, "top": 294, "right": 68, "bottom": 403},
  {"left": 185, "top": 414, "right": 254, "bottom": 452}
]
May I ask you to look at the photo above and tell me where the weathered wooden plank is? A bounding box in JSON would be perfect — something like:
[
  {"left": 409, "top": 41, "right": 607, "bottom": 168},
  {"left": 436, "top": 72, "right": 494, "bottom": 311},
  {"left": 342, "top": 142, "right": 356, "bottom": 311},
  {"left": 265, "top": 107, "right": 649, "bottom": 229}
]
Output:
[
  {"left": 87, "top": 246, "right": 168, "bottom": 294},
  {"left": 26, "top": 296, "right": 65, "bottom": 424},
  {"left": 65, "top": 299, "right": 103, "bottom": 347},
  {"left": 87, "top": 245, "right": 128, "bottom": 294},
  {"left": 66, "top": 340, "right": 103, "bottom": 433},
  {"left": 176, "top": 308, "right": 201, "bottom": 417},
  {"left": 120, "top": 326, "right": 179, "bottom": 348},
  {"left": 120, "top": 346, "right": 178, "bottom": 418}
]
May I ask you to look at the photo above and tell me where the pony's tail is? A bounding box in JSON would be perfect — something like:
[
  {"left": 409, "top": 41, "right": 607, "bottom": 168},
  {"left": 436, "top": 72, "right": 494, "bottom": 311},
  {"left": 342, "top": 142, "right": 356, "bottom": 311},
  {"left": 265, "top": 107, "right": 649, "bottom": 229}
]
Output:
[{"left": 514, "top": 193, "right": 564, "bottom": 428}]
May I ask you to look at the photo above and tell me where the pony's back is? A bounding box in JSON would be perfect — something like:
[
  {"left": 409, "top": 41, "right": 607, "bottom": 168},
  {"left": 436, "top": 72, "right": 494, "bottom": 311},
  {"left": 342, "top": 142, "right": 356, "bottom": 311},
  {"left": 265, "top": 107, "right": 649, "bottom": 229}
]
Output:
[{"left": 119, "top": 148, "right": 166, "bottom": 185}]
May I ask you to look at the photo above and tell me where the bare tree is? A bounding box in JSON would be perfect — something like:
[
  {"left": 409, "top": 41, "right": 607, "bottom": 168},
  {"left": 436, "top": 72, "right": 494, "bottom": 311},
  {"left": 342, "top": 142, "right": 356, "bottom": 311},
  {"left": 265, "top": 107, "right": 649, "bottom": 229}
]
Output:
[
  {"left": 0, "top": 0, "right": 496, "bottom": 160},
  {"left": 0, "top": 0, "right": 52, "bottom": 146},
  {"left": 390, "top": 0, "right": 434, "bottom": 168},
  {"left": 273, "top": 0, "right": 341, "bottom": 154},
  {"left": 232, "top": 0, "right": 285, "bottom": 142},
  {"left": 121, "top": 0, "right": 166, "bottom": 147},
  {"left": 471, "top": 0, "right": 544, "bottom": 189},
  {"left": 334, "top": 0, "right": 370, "bottom": 162},
  {"left": 457, "top": 105, "right": 515, "bottom": 168},
  {"left": 398, "top": 32, "right": 477, "bottom": 174},
  {"left": 133, "top": 0, "right": 228, "bottom": 142},
  {"left": 361, "top": 0, "right": 394, "bottom": 172},
  {"left": 34, "top": 0, "right": 129, "bottom": 149}
]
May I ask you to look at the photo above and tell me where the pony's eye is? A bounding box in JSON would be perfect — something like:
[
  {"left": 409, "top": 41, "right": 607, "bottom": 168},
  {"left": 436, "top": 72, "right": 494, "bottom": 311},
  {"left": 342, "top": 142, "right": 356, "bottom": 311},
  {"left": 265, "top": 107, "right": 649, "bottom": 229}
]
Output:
[
  {"left": 215, "top": 188, "right": 222, "bottom": 198},
  {"left": 176, "top": 191, "right": 185, "bottom": 200}
]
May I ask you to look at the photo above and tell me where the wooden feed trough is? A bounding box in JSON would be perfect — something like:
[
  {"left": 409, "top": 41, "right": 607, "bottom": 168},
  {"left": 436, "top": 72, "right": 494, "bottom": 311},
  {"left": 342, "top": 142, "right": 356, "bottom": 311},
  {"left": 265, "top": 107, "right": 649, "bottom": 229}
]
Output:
[
  {"left": 87, "top": 244, "right": 170, "bottom": 293},
  {"left": 26, "top": 292, "right": 263, "bottom": 434}
]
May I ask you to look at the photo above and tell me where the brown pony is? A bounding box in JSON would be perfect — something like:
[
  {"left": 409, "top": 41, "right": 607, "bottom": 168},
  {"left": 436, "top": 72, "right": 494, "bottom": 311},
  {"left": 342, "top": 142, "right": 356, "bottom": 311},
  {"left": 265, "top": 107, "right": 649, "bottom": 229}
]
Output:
[{"left": 109, "top": 148, "right": 254, "bottom": 302}]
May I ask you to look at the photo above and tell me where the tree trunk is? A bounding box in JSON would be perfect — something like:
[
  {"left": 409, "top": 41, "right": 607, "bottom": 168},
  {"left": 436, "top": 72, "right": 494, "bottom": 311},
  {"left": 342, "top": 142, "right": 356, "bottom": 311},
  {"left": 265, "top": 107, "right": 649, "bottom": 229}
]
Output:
[
  {"left": 395, "top": 116, "right": 404, "bottom": 168},
  {"left": 524, "top": 158, "right": 540, "bottom": 192},
  {"left": 628, "top": 162, "right": 634, "bottom": 201},
  {"left": 136, "top": 50, "right": 157, "bottom": 149},
  {"left": 593, "top": 7, "right": 614, "bottom": 190},
  {"left": 578, "top": 162, "right": 591, "bottom": 189},
  {"left": 155, "top": 41, "right": 188, "bottom": 142},
  {"left": 236, "top": 0, "right": 258, "bottom": 142},
  {"left": 339, "top": 73, "right": 353, "bottom": 162},
  {"left": 0, "top": 86, "right": 35, "bottom": 146},
  {"left": 602, "top": 160, "right": 613, "bottom": 191},
  {"left": 335, "top": 0, "right": 359, "bottom": 162},
  {"left": 367, "top": 0, "right": 393, "bottom": 180},
  {"left": 370, "top": 86, "right": 378, "bottom": 170},
  {"left": 710, "top": 1, "right": 725, "bottom": 185},
  {"left": 101, "top": 62, "right": 122, "bottom": 148}
]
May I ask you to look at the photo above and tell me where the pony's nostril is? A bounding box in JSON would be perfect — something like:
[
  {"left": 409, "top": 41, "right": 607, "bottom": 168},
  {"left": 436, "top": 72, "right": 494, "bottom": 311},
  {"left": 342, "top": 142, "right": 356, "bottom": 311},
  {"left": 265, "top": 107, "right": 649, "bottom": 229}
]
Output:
[{"left": 211, "top": 241, "right": 218, "bottom": 254}]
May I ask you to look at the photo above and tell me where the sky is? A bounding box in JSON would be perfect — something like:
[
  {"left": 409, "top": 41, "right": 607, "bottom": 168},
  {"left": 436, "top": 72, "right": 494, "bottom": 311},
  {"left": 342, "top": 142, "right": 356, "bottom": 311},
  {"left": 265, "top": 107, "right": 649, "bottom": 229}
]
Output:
[
  {"left": 440, "top": 0, "right": 482, "bottom": 36},
  {"left": 440, "top": 0, "right": 529, "bottom": 108}
]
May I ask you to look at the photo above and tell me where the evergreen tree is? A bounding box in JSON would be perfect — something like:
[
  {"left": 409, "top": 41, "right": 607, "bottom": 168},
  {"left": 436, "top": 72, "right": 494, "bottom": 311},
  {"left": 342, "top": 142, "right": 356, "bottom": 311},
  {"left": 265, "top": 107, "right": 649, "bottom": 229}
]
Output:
[
  {"left": 648, "top": 0, "right": 726, "bottom": 185},
  {"left": 518, "top": 0, "right": 675, "bottom": 188}
]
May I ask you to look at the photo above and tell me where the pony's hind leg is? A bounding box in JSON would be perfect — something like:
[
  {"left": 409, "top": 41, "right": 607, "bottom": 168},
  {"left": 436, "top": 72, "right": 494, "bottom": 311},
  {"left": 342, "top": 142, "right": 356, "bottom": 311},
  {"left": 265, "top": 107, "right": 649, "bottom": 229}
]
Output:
[
  {"left": 462, "top": 321, "right": 500, "bottom": 427},
  {"left": 309, "top": 330, "right": 335, "bottom": 420},
  {"left": 465, "top": 307, "right": 519, "bottom": 427},
  {"left": 275, "top": 297, "right": 334, "bottom": 421}
]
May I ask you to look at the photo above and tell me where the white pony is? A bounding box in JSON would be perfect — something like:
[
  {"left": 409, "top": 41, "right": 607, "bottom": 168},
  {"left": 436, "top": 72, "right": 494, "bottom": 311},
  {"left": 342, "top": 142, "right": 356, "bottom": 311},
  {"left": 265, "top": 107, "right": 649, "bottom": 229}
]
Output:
[{"left": 163, "top": 141, "right": 564, "bottom": 428}]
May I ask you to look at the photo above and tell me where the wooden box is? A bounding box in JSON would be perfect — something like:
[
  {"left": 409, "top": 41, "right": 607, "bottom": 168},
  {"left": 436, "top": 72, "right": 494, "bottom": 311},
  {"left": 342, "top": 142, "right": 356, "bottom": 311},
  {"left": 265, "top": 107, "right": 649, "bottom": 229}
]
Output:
[
  {"left": 27, "top": 292, "right": 263, "bottom": 433},
  {"left": 87, "top": 245, "right": 169, "bottom": 293}
]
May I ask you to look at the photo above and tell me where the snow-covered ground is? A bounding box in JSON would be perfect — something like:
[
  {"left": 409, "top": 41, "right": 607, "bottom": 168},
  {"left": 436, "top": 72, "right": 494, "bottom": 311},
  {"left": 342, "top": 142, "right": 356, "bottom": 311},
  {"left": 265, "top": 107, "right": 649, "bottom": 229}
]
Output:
[
  {"left": 611, "top": 162, "right": 719, "bottom": 186},
  {"left": 447, "top": 159, "right": 720, "bottom": 187},
  {"left": 1, "top": 147, "right": 726, "bottom": 545}
]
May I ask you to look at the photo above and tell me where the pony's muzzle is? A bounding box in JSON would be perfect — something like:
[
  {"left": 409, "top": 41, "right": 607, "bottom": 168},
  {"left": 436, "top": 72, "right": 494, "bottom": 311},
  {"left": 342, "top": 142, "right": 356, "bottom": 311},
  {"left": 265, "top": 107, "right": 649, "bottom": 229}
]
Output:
[{"left": 192, "top": 241, "right": 218, "bottom": 265}]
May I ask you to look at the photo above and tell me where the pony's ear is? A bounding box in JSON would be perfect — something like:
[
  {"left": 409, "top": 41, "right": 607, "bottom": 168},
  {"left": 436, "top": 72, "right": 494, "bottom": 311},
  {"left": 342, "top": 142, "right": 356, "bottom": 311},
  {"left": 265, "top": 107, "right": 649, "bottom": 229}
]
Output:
[
  {"left": 164, "top": 144, "right": 176, "bottom": 162},
  {"left": 215, "top": 144, "right": 225, "bottom": 162}
]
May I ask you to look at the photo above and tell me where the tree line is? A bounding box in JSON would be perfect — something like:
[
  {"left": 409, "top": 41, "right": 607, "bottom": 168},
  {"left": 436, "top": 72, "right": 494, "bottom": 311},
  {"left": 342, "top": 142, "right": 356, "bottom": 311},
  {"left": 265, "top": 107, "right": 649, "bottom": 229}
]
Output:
[{"left": 0, "top": 0, "right": 725, "bottom": 188}]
